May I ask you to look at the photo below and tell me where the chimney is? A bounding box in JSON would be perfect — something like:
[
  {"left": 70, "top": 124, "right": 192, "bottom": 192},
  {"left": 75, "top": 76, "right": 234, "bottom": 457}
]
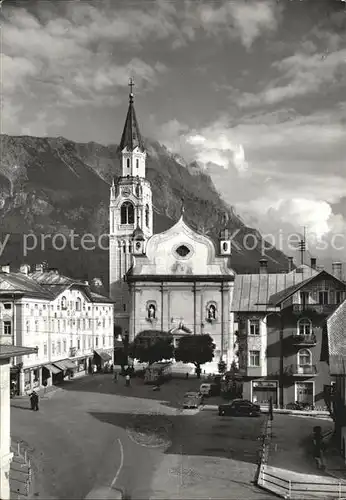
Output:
[
  {"left": 310, "top": 258, "right": 317, "bottom": 270},
  {"left": 1, "top": 264, "right": 10, "bottom": 273},
  {"left": 20, "top": 264, "right": 30, "bottom": 275},
  {"left": 35, "top": 264, "right": 43, "bottom": 272},
  {"left": 332, "top": 261, "right": 343, "bottom": 281},
  {"left": 288, "top": 256, "right": 294, "bottom": 272},
  {"left": 259, "top": 258, "right": 268, "bottom": 274}
]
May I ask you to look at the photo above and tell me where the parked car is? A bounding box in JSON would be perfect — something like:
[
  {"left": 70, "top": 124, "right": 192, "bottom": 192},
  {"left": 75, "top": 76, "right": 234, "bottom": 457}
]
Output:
[
  {"left": 199, "top": 383, "right": 219, "bottom": 396},
  {"left": 218, "top": 399, "right": 261, "bottom": 417},
  {"left": 286, "top": 401, "right": 315, "bottom": 411},
  {"left": 183, "top": 391, "right": 203, "bottom": 409}
]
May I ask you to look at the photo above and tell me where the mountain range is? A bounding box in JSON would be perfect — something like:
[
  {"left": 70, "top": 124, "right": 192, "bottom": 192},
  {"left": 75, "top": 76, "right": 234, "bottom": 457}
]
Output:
[{"left": 0, "top": 134, "right": 291, "bottom": 291}]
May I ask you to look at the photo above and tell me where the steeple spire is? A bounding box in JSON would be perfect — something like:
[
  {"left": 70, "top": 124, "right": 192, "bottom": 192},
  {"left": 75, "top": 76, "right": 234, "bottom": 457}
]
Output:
[{"left": 118, "top": 77, "right": 144, "bottom": 152}]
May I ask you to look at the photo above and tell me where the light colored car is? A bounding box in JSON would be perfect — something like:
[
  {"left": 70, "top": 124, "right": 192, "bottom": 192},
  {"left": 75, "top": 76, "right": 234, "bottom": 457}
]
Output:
[{"left": 183, "top": 391, "right": 203, "bottom": 409}]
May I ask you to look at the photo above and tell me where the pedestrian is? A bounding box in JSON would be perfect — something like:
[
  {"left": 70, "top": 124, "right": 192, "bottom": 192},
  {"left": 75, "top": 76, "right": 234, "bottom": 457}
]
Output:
[
  {"left": 30, "top": 391, "right": 39, "bottom": 411},
  {"left": 93, "top": 364, "right": 97, "bottom": 375},
  {"left": 312, "top": 426, "right": 326, "bottom": 470},
  {"left": 113, "top": 371, "right": 118, "bottom": 383},
  {"left": 185, "top": 372, "right": 189, "bottom": 379},
  {"left": 125, "top": 374, "right": 130, "bottom": 387}
]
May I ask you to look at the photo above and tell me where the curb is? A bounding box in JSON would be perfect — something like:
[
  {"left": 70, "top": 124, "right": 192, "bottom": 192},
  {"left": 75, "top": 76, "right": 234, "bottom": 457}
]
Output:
[{"left": 201, "top": 405, "right": 331, "bottom": 419}]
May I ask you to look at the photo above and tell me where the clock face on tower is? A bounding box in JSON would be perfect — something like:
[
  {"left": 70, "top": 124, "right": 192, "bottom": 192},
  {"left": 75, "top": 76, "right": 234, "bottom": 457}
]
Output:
[{"left": 122, "top": 187, "right": 131, "bottom": 197}]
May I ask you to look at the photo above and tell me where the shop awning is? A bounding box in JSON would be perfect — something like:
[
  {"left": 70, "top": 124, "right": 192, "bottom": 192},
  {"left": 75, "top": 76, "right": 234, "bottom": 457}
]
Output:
[
  {"left": 44, "top": 363, "right": 62, "bottom": 375},
  {"left": 94, "top": 350, "right": 112, "bottom": 362},
  {"left": 53, "top": 359, "right": 76, "bottom": 371}
]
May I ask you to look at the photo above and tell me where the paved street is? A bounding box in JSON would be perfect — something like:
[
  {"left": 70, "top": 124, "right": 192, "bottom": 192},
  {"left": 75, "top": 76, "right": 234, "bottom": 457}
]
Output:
[{"left": 11, "top": 374, "right": 276, "bottom": 499}]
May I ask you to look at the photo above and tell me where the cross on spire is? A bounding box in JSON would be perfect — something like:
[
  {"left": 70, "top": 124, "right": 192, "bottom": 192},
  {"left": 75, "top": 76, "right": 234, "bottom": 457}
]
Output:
[{"left": 129, "top": 77, "right": 135, "bottom": 103}]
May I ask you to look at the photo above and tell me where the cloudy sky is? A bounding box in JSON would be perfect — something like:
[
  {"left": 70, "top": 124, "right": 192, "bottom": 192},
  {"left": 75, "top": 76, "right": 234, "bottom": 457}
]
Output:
[{"left": 2, "top": 0, "right": 346, "bottom": 266}]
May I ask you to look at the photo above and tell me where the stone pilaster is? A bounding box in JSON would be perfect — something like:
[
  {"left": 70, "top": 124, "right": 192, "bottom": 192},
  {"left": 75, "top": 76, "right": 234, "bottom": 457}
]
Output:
[
  {"left": 0, "top": 360, "right": 13, "bottom": 500},
  {"left": 194, "top": 285, "right": 202, "bottom": 335},
  {"left": 160, "top": 285, "right": 170, "bottom": 332}
]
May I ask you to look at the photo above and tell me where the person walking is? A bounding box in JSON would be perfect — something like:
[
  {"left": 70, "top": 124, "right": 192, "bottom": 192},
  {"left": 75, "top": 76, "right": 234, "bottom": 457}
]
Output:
[
  {"left": 113, "top": 371, "right": 118, "bottom": 383},
  {"left": 313, "top": 426, "right": 326, "bottom": 470},
  {"left": 125, "top": 373, "right": 130, "bottom": 387},
  {"left": 30, "top": 391, "right": 39, "bottom": 411}
]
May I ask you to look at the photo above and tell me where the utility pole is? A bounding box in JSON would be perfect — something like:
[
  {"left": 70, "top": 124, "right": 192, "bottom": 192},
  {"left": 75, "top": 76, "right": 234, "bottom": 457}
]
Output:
[
  {"left": 279, "top": 313, "right": 284, "bottom": 409},
  {"left": 299, "top": 227, "right": 306, "bottom": 265}
]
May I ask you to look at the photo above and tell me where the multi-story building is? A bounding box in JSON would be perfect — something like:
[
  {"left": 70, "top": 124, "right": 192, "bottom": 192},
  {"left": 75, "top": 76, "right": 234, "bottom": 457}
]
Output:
[
  {"left": 232, "top": 258, "right": 346, "bottom": 408},
  {"left": 0, "top": 264, "right": 114, "bottom": 395},
  {"left": 326, "top": 299, "right": 346, "bottom": 461}
]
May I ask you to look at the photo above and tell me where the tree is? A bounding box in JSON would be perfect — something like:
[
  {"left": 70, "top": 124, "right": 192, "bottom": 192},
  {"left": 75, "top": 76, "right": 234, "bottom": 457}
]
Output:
[
  {"left": 222, "top": 361, "right": 243, "bottom": 400},
  {"left": 218, "top": 360, "right": 227, "bottom": 375},
  {"left": 128, "top": 330, "right": 174, "bottom": 365},
  {"left": 174, "top": 334, "right": 215, "bottom": 379}
]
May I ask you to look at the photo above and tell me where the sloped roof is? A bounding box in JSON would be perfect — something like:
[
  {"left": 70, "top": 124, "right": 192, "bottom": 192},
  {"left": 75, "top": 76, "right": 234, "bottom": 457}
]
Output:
[
  {"left": 231, "top": 265, "right": 319, "bottom": 312},
  {"left": 0, "top": 344, "right": 38, "bottom": 359},
  {"left": 118, "top": 95, "right": 145, "bottom": 152},
  {"left": 0, "top": 272, "right": 53, "bottom": 300},
  {"left": 327, "top": 300, "right": 346, "bottom": 375},
  {"left": 30, "top": 270, "right": 88, "bottom": 298},
  {"left": 89, "top": 291, "right": 114, "bottom": 304}
]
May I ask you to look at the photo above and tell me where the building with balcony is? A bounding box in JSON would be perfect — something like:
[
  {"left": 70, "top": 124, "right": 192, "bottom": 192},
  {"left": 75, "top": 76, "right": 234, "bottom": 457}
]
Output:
[
  {"left": 0, "top": 264, "right": 115, "bottom": 395},
  {"left": 232, "top": 258, "right": 346, "bottom": 408},
  {"left": 326, "top": 298, "right": 346, "bottom": 462}
]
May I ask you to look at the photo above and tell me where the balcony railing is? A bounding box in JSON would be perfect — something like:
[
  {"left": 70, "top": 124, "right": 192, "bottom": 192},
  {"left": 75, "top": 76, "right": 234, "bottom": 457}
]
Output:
[
  {"left": 292, "top": 304, "right": 338, "bottom": 315},
  {"left": 291, "top": 333, "right": 317, "bottom": 346},
  {"left": 284, "top": 364, "right": 318, "bottom": 376}
]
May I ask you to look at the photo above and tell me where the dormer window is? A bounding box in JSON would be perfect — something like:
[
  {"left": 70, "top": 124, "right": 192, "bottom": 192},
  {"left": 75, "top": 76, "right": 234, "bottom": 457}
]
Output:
[
  {"left": 136, "top": 159, "right": 139, "bottom": 168},
  {"left": 127, "top": 158, "right": 130, "bottom": 169}
]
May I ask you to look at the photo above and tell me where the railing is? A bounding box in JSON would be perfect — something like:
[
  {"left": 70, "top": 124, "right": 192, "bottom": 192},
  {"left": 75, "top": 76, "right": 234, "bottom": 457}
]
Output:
[
  {"left": 284, "top": 364, "right": 318, "bottom": 376},
  {"left": 291, "top": 333, "right": 317, "bottom": 345},
  {"left": 258, "top": 464, "right": 346, "bottom": 499},
  {"left": 292, "top": 304, "right": 338, "bottom": 315}
]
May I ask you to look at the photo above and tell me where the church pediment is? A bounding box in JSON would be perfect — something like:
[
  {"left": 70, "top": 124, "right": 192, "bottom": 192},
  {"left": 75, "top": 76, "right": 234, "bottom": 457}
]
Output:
[
  {"left": 130, "top": 215, "right": 234, "bottom": 278},
  {"left": 169, "top": 322, "right": 192, "bottom": 335}
]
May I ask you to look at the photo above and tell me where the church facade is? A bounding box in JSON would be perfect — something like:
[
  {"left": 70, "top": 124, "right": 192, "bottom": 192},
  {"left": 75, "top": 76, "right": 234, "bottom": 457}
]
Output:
[{"left": 109, "top": 84, "right": 235, "bottom": 369}]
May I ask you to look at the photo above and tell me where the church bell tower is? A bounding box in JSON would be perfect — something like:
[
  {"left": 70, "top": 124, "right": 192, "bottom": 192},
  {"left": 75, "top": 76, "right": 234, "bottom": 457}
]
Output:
[{"left": 109, "top": 79, "right": 153, "bottom": 326}]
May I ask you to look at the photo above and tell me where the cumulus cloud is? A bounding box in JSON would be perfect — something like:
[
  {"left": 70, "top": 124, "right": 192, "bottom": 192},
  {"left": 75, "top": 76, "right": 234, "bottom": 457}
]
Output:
[
  {"left": 20, "top": 111, "right": 66, "bottom": 137},
  {"left": 236, "top": 46, "right": 346, "bottom": 107}
]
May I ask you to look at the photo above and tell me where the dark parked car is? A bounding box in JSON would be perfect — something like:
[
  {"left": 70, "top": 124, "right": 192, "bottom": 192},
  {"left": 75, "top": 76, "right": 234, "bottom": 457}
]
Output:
[{"left": 218, "top": 399, "right": 261, "bottom": 417}]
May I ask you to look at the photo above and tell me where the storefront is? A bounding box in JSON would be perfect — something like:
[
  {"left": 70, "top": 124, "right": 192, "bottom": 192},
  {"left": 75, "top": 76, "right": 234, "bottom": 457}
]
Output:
[
  {"left": 53, "top": 359, "right": 77, "bottom": 380},
  {"left": 251, "top": 380, "right": 278, "bottom": 406},
  {"left": 93, "top": 349, "right": 113, "bottom": 372}
]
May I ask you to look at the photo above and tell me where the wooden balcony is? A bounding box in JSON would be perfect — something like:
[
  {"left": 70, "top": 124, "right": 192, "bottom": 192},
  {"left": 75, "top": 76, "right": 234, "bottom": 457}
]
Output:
[
  {"left": 284, "top": 364, "right": 318, "bottom": 377},
  {"left": 292, "top": 304, "right": 337, "bottom": 315},
  {"left": 291, "top": 333, "right": 317, "bottom": 346}
]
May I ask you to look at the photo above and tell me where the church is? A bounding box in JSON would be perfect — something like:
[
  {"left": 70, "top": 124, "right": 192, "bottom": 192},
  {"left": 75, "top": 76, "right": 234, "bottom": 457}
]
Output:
[{"left": 109, "top": 83, "right": 235, "bottom": 371}]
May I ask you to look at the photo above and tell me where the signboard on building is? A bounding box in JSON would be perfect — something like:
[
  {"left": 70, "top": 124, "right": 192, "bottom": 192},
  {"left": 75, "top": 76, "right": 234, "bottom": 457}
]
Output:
[{"left": 253, "top": 381, "right": 278, "bottom": 388}]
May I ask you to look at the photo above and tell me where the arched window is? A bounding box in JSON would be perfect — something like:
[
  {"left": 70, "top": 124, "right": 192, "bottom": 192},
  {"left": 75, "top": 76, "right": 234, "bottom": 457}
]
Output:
[
  {"left": 298, "top": 318, "right": 311, "bottom": 335},
  {"left": 120, "top": 202, "right": 134, "bottom": 224},
  {"left": 127, "top": 158, "right": 130, "bottom": 169},
  {"left": 136, "top": 159, "right": 139, "bottom": 168},
  {"left": 147, "top": 303, "right": 156, "bottom": 320},
  {"left": 61, "top": 296, "right": 67, "bottom": 309},
  {"left": 145, "top": 204, "right": 150, "bottom": 227},
  {"left": 76, "top": 297, "right": 81, "bottom": 311},
  {"left": 207, "top": 304, "right": 216, "bottom": 320},
  {"left": 298, "top": 348, "right": 311, "bottom": 366}
]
